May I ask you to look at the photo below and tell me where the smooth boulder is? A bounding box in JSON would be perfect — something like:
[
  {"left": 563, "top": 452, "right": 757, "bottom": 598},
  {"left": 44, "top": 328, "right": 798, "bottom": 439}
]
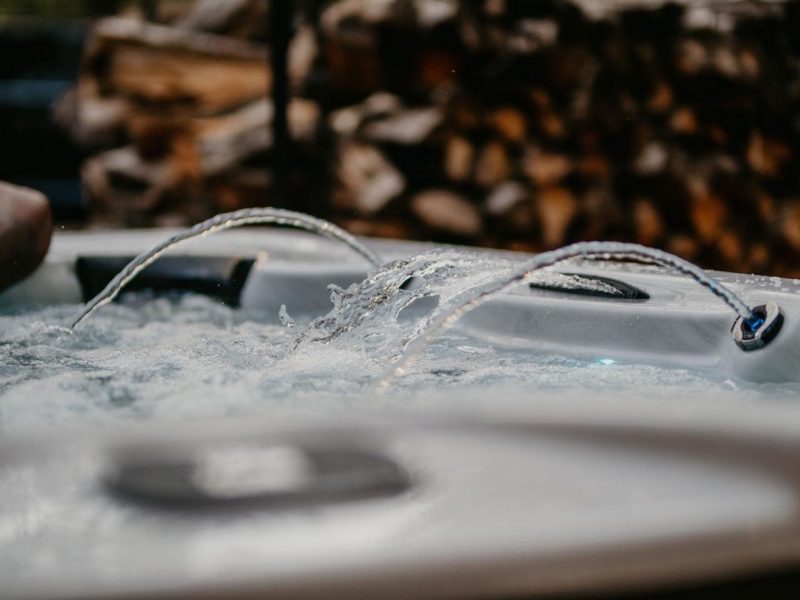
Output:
[{"left": 0, "top": 182, "right": 53, "bottom": 292}]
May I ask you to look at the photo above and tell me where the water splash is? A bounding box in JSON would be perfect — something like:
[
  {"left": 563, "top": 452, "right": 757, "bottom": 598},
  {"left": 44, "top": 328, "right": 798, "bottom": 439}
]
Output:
[
  {"left": 278, "top": 304, "right": 296, "bottom": 328},
  {"left": 70, "top": 208, "right": 382, "bottom": 329},
  {"left": 6, "top": 292, "right": 792, "bottom": 437},
  {"left": 292, "top": 249, "right": 515, "bottom": 362},
  {"left": 376, "top": 241, "right": 758, "bottom": 392}
]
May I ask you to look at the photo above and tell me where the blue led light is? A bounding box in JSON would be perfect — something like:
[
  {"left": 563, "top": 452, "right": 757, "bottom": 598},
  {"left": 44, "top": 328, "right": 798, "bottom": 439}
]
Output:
[{"left": 744, "top": 315, "right": 765, "bottom": 333}]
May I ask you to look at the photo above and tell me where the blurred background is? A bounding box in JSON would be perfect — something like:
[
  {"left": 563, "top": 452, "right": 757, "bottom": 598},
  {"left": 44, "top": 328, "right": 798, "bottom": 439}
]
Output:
[{"left": 1, "top": 0, "right": 799, "bottom": 275}]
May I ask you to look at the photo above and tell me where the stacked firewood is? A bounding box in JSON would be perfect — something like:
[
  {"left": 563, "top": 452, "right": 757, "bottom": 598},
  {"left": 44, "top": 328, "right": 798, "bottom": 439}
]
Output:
[
  {"left": 62, "top": 0, "right": 800, "bottom": 276},
  {"left": 58, "top": 0, "right": 320, "bottom": 226},
  {"left": 324, "top": 0, "right": 800, "bottom": 276}
]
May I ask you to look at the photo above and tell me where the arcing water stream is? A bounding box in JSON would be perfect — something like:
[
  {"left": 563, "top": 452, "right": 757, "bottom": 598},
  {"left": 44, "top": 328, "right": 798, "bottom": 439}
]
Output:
[
  {"left": 375, "top": 241, "right": 759, "bottom": 391},
  {"left": 71, "top": 208, "right": 381, "bottom": 329}
]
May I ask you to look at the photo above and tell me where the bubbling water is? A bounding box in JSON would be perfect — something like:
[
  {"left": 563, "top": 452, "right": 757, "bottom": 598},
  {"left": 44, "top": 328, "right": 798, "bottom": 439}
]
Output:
[
  {"left": 292, "top": 249, "right": 515, "bottom": 362},
  {"left": 71, "top": 208, "right": 382, "bottom": 329},
  {"left": 62, "top": 209, "right": 763, "bottom": 401},
  {"left": 2, "top": 221, "right": 788, "bottom": 436}
]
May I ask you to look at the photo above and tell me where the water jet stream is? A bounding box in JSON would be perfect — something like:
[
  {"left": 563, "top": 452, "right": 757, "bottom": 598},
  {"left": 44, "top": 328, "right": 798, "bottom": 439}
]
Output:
[
  {"left": 376, "top": 241, "right": 759, "bottom": 392},
  {"left": 71, "top": 208, "right": 382, "bottom": 329}
]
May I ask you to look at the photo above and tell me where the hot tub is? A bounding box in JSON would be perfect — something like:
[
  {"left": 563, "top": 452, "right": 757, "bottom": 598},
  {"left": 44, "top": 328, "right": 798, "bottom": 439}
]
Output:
[{"left": 2, "top": 227, "right": 800, "bottom": 599}]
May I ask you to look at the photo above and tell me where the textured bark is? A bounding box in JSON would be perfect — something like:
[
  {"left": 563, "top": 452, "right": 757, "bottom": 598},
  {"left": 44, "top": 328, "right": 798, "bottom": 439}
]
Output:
[{"left": 87, "top": 17, "right": 269, "bottom": 114}]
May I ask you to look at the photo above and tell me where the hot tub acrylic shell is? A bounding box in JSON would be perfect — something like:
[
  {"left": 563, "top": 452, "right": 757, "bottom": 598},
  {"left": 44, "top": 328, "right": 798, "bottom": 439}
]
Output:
[{"left": 3, "top": 229, "right": 800, "bottom": 598}]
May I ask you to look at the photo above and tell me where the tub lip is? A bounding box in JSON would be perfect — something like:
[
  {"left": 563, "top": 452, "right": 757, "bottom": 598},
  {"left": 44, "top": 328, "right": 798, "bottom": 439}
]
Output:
[{"left": 3, "top": 396, "right": 800, "bottom": 600}]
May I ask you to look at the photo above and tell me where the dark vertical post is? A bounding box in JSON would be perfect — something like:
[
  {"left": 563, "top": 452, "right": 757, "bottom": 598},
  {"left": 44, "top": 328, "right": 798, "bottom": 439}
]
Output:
[
  {"left": 270, "top": 0, "right": 291, "bottom": 208},
  {"left": 140, "top": 0, "right": 157, "bottom": 21},
  {"left": 303, "top": 0, "right": 331, "bottom": 218}
]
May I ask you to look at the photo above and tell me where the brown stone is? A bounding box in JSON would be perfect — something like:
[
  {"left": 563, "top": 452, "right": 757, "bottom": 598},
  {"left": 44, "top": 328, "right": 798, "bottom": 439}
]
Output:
[{"left": 0, "top": 182, "right": 53, "bottom": 291}]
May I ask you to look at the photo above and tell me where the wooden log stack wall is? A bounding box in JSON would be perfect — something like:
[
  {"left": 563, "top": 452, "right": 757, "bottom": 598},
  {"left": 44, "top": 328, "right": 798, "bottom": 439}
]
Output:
[
  {"left": 58, "top": 0, "right": 321, "bottom": 226},
  {"left": 62, "top": 0, "right": 800, "bottom": 277}
]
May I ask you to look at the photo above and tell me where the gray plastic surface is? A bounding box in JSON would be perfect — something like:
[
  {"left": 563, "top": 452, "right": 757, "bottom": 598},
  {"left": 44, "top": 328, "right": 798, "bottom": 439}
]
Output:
[{"left": 2, "top": 399, "right": 800, "bottom": 599}]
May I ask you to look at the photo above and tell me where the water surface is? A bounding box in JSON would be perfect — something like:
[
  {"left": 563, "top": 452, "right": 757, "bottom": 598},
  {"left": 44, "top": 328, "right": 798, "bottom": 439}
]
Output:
[{"left": 3, "top": 291, "right": 797, "bottom": 437}]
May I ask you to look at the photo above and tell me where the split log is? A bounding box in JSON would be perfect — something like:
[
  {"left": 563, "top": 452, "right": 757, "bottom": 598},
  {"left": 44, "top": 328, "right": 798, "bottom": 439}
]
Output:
[
  {"left": 474, "top": 141, "right": 512, "bottom": 188},
  {"left": 580, "top": 186, "right": 622, "bottom": 241},
  {"left": 646, "top": 81, "right": 673, "bottom": 114},
  {"left": 81, "top": 145, "right": 194, "bottom": 225},
  {"left": 210, "top": 168, "right": 271, "bottom": 212},
  {"left": 194, "top": 101, "right": 272, "bottom": 177},
  {"left": 632, "top": 142, "right": 669, "bottom": 176},
  {"left": 669, "top": 108, "right": 698, "bottom": 136},
  {"left": 486, "top": 181, "right": 529, "bottom": 216},
  {"left": 411, "top": 189, "right": 482, "bottom": 237},
  {"left": 193, "top": 98, "right": 319, "bottom": 176},
  {"left": 330, "top": 93, "right": 442, "bottom": 145},
  {"left": 780, "top": 200, "right": 800, "bottom": 252},
  {"left": 746, "top": 132, "right": 792, "bottom": 179},
  {"left": 330, "top": 93, "right": 404, "bottom": 136},
  {"left": 577, "top": 153, "right": 611, "bottom": 179},
  {"left": 748, "top": 242, "right": 770, "bottom": 274},
  {"left": 491, "top": 107, "right": 528, "bottom": 143},
  {"left": 443, "top": 136, "right": 474, "bottom": 182},
  {"left": 522, "top": 147, "right": 572, "bottom": 186},
  {"left": 674, "top": 39, "right": 708, "bottom": 76},
  {"left": 175, "top": 0, "right": 270, "bottom": 40},
  {"left": 320, "top": 0, "right": 414, "bottom": 94},
  {"left": 81, "top": 96, "right": 321, "bottom": 224},
  {"left": 689, "top": 192, "right": 728, "bottom": 244},
  {"left": 362, "top": 106, "right": 443, "bottom": 145},
  {"left": 86, "top": 17, "right": 269, "bottom": 115},
  {"left": 53, "top": 82, "right": 131, "bottom": 149},
  {"left": 716, "top": 231, "right": 743, "bottom": 265},
  {"left": 632, "top": 198, "right": 665, "bottom": 245},
  {"left": 536, "top": 185, "right": 578, "bottom": 248},
  {"left": 334, "top": 141, "right": 405, "bottom": 215},
  {"left": 666, "top": 234, "right": 699, "bottom": 261},
  {"left": 60, "top": 0, "right": 800, "bottom": 278},
  {"left": 485, "top": 182, "right": 536, "bottom": 234}
]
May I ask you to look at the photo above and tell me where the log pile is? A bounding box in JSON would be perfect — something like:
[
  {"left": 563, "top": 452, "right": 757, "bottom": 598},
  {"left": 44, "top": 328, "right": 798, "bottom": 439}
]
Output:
[
  {"left": 324, "top": 0, "right": 800, "bottom": 276},
  {"left": 58, "top": 1, "right": 320, "bottom": 226},
  {"left": 61, "top": 0, "right": 800, "bottom": 276}
]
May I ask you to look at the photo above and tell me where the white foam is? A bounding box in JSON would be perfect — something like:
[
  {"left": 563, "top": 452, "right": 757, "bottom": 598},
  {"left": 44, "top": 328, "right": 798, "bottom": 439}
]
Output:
[{"left": 2, "top": 290, "right": 798, "bottom": 438}]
